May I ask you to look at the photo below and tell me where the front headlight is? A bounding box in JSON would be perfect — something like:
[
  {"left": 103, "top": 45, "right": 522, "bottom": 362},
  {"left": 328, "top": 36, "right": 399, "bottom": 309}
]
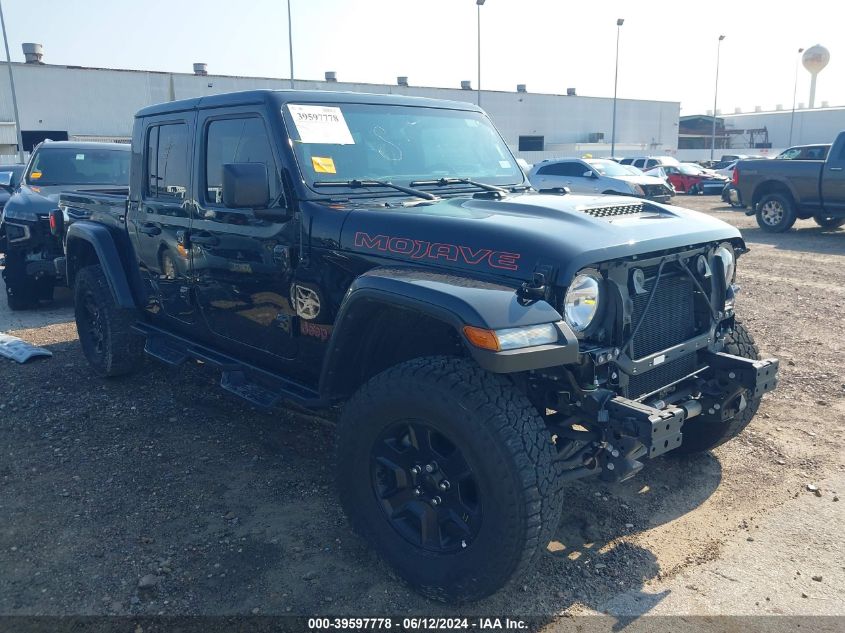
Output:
[
  {"left": 564, "top": 272, "right": 602, "bottom": 333},
  {"left": 716, "top": 244, "right": 735, "bottom": 283},
  {"left": 630, "top": 184, "right": 645, "bottom": 196}
]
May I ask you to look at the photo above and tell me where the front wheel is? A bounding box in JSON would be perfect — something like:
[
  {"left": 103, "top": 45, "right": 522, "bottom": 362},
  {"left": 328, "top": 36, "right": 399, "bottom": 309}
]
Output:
[
  {"left": 813, "top": 215, "right": 845, "bottom": 229},
  {"left": 674, "top": 322, "right": 761, "bottom": 454},
  {"left": 74, "top": 264, "right": 143, "bottom": 377},
  {"left": 3, "top": 248, "right": 38, "bottom": 310},
  {"left": 756, "top": 193, "right": 796, "bottom": 232},
  {"left": 336, "top": 357, "right": 562, "bottom": 603}
]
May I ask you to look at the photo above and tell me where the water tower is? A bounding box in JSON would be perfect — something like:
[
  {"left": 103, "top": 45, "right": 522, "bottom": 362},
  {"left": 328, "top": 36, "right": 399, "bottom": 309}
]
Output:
[{"left": 802, "top": 45, "right": 830, "bottom": 109}]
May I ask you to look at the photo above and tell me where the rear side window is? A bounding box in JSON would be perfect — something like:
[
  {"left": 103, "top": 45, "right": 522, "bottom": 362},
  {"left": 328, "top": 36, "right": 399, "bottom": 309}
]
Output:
[
  {"left": 146, "top": 123, "right": 189, "bottom": 200},
  {"left": 205, "top": 117, "right": 280, "bottom": 205}
]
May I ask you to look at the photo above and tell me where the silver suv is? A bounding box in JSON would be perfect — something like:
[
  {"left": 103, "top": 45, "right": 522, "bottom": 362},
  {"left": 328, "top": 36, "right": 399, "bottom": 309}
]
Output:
[{"left": 528, "top": 158, "right": 673, "bottom": 202}]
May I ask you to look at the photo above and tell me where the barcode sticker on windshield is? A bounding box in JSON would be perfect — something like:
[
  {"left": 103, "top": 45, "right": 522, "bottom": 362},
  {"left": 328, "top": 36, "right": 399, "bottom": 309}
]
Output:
[{"left": 287, "top": 105, "right": 355, "bottom": 145}]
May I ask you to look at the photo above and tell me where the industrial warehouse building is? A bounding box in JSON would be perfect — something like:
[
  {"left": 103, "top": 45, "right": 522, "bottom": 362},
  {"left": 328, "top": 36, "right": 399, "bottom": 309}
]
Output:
[
  {"left": 678, "top": 107, "right": 845, "bottom": 160},
  {"left": 0, "top": 44, "right": 680, "bottom": 163}
]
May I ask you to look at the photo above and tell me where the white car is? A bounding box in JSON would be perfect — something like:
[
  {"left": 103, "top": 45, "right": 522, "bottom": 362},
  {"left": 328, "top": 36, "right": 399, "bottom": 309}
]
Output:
[
  {"left": 618, "top": 155, "right": 680, "bottom": 170},
  {"left": 714, "top": 160, "right": 738, "bottom": 179},
  {"left": 528, "top": 158, "right": 674, "bottom": 202}
]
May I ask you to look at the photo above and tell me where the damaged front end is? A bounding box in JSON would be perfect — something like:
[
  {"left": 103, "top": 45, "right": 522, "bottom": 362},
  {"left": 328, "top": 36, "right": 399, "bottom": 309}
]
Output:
[{"left": 528, "top": 243, "right": 780, "bottom": 483}]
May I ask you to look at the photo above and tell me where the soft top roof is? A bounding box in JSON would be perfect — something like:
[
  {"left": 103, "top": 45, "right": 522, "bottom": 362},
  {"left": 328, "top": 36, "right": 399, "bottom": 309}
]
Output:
[{"left": 135, "top": 89, "right": 483, "bottom": 118}]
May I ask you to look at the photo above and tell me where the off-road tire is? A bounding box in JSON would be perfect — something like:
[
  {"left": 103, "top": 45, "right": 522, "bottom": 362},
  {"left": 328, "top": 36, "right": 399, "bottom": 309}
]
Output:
[
  {"left": 675, "top": 321, "right": 761, "bottom": 454},
  {"left": 813, "top": 215, "right": 845, "bottom": 229},
  {"left": 3, "top": 249, "right": 38, "bottom": 310},
  {"left": 756, "top": 193, "right": 797, "bottom": 232},
  {"left": 336, "top": 356, "right": 562, "bottom": 603},
  {"left": 74, "top": 264, "right": 143, "bottom": 377}
]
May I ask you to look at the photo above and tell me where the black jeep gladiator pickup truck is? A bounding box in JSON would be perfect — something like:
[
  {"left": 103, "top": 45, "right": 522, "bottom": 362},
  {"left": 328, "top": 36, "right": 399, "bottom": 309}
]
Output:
[
  {"left": 733, "top": 131, "right": 845, "bottom": 232},
  {"left": 0, "top": 140, "right": 130, "bottom": 309},
  {"left": 60, "top": 89, "right": 778, "bottom": 602}
]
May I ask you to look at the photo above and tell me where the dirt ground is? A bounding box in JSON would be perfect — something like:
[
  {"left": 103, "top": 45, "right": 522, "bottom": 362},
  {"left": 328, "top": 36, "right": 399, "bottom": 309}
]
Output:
[{"left": 0, "top": 197, "right": 843, "bottom": 624}]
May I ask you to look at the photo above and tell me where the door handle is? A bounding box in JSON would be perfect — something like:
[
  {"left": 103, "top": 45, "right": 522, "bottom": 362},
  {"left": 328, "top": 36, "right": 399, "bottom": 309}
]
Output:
[
  {"left": 190, "top": 233, "right": 219, "bottom": 246},
  {"left": 139, "top": 223, "right": 161, "bottom": 236},
  {"left": 830, "top": 167, "right": 843, "bottom": 172}
]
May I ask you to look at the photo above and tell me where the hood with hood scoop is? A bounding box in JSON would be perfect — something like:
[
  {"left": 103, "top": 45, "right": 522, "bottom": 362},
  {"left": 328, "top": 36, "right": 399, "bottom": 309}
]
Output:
[{"left": 337, "top": 191, "right": 743, "bottom": 285}]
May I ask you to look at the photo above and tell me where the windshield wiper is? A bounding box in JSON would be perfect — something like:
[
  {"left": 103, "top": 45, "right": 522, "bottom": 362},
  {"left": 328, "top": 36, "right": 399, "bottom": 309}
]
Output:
[
  {"left": 313, "top": 179, "right": 437, "bottom": 201},
  {"left": 409, "top": 177, "right": 508, "bottom": 195}
]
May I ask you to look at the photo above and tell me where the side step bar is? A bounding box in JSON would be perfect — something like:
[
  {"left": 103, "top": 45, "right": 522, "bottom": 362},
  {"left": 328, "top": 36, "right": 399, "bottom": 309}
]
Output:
[{"left": 132, "top": 322, "right": 326, "bottom": 410}]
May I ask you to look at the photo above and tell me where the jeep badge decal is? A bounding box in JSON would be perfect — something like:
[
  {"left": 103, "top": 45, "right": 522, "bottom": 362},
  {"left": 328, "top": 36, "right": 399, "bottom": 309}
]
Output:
[
  {"left": 354, "top": 232, "right": 521, "bottom": 271},
  {"left": 293, "top": 285, "right": 321, "bottom": 320}
]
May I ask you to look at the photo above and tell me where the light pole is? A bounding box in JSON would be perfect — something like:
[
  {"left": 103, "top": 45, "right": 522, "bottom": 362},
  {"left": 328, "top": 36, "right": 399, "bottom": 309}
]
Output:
[
  {"left": 610, "top": 18, "right": 624, "bottom": 158},
  {"left": 0, "top": 0, "right": 24, "bottom": 163},
  {"left": 286, "top": 0, "right": 294, "bottom": 89},
  {"left": 476, "top": 0, "right": 485, "bottom": 107},
  {"left": 710, "top": 34, "right": 725, "bottom": 162},
  {"left": 788, "top": 47, "right": 804, "bottom": 146}
]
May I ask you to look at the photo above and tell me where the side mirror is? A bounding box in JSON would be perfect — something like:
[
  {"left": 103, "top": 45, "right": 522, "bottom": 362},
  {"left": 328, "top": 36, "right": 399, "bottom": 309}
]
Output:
[
  {"left": 222, "top": 163, "right": 270, "bottom": 209},
  {"left": 583, "top": 170, "right": 596, "bottom": 179},
  {"left": 0, "top": 171, "right": 13, "bottom": 188}
]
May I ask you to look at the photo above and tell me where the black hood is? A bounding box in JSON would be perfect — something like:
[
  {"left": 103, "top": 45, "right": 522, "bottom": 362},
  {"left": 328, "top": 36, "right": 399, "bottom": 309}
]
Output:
[
  {"left": 1, "top": 183, "right": 123, "bottom": 222},
  {"left": 337, "top": 192, "right": 743, "bottom": 285}
]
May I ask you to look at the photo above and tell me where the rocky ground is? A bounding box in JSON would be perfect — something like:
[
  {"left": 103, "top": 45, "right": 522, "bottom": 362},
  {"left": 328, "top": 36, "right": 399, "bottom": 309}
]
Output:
[{"left": 0, "top": 197, "right": 843, "bottom": 627}]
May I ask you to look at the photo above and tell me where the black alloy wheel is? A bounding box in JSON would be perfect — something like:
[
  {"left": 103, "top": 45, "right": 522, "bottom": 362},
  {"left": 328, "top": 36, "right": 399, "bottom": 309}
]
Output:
[{"left": 371, "top": 420, "right": 481, "bottom": 553}]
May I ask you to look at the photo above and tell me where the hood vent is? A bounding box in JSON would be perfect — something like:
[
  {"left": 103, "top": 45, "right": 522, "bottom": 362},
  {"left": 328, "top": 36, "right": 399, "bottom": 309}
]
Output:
[{"left": 580, "top": 202, "right": 644, "bottom": 218}]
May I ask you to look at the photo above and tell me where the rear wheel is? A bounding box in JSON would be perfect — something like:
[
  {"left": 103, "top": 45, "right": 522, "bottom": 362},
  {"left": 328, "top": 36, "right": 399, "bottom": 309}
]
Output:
[
  {"left": 756, "top": 193, "right": 796, "bottom": 232},
  {"left": 675, "top": 322, "right": 761, "bottom": 454},
  {"left": 813, "top": 214, "right": 845, "bottom": 229},
  {"left": 74, "top": 264, "right": 143, "bottom": 377},
  {"left": 336, "top": 356, "right": 562, "bottom": 603}
]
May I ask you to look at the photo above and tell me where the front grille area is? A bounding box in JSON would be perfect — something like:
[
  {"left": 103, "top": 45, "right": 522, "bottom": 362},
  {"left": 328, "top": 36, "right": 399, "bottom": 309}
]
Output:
[
  {"left": 580, "top": 202, "right": 643, "bottom": 218},
  {"left": 628, "top": 353, "right": 697, "bottom": 399},
  {"left": 630, "top": 268, "right": 696, "bottom": 359}
]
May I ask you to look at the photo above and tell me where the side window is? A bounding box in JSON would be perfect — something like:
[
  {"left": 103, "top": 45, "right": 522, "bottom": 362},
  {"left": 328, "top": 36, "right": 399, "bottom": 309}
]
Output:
[
  {"left": 567, "top": 163, "right": 590, "bottom": 177},
  {"left": 634, "top": 159, "right": 645, "bottom": 168},
  {"left": 646, "top": 160, "right": 657, "bottom": 169},
  {"left": 205, "top": 117, "right": 280, "bottom": 205},
  {"left": 146, "top": 123, "right": 189, "bottom": 200}
]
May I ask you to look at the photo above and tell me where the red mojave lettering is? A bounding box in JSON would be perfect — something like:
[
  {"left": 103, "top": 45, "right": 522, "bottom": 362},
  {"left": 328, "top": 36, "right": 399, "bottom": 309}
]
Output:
[{"left": 354, "top": 232, "right": 521, "bottom": 271}]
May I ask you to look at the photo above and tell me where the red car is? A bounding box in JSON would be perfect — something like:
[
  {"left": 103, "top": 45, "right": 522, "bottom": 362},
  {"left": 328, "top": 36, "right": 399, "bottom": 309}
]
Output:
[{"left": 647, "top": 163, "right": 728, "bottom": 195}]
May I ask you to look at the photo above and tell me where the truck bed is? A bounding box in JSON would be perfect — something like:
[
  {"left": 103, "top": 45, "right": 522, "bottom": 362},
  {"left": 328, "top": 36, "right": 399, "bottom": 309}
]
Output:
[{"left": 59, "top": 189, "right": 129, "bottom": 232}]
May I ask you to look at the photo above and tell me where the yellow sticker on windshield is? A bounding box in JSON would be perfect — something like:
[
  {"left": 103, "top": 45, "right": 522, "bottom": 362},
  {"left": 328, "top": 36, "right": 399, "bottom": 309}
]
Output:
[
  {"left": 30, "top": 170, "right": 42, "bottom": 179},
  {"left": 311, "top": 156, "right": 336, "bottom": 174}
]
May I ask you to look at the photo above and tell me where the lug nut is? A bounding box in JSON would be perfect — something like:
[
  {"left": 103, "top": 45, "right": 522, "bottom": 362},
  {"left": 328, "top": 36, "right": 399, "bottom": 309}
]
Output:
[
  {"left": 425, "top": 463, "right": 436, "bottom": 473},
  {"left": 607, "top": 463, "right": 615, "bottom": 471},
  {"left": 410, "top": 466, "right": 420, "bottom": 475},
  {"left": 611, "top": 449, "right": 620, "bottom": 458},
  {"left": 439, "top": 480, "right": 451, "bottom": 491},
  {"left": 413, "top": 487, "right": 422, "bottom": 496},
  {"left": 431, "top": 496, "right": 442, "bottom": 506}
]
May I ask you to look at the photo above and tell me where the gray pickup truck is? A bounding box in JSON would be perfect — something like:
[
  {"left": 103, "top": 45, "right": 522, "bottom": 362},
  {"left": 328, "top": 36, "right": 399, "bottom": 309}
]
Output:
[{"left": 732, "top": 131, "right": 845, "bottom": 232}]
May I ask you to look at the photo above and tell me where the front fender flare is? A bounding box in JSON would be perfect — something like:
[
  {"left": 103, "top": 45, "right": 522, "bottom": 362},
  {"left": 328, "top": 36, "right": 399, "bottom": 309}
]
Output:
[
  {"left": 319, "top": 267, "right": 579, "bottom": 397},
  {"left": 65, "top": 221, "right": 137, "bottom": 308}
]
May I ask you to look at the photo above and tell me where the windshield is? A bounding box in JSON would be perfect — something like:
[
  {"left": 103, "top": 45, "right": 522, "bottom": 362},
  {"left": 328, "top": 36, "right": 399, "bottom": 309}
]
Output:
[
  {"left": 678, "top": 163, "right": 705, "bottom": 175},
  {"left": 587, "top": 160, "right": 641, "bottom": 177},
  {"left": 283, "top": 103, "right": 523, "bottom": 193},
  {"left": 26, "top": 147, "right": 130, "bottom": 186}
]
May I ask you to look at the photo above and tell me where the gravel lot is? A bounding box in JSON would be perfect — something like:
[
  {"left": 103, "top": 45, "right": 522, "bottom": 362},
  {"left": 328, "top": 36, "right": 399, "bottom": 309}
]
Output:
[{"left": 1, "top": 197, "right": 843, "bottom": 624}]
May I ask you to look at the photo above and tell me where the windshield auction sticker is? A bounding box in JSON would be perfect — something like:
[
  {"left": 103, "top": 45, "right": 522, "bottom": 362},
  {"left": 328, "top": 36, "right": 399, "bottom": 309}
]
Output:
[{"left": 287, "top": 104, "right": 355, "bottom": 145}]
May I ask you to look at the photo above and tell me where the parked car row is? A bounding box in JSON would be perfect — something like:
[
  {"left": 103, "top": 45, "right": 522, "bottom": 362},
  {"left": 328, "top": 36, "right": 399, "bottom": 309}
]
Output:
[{"left": 0, "top": 140, "right": 130, "bottom": 309}]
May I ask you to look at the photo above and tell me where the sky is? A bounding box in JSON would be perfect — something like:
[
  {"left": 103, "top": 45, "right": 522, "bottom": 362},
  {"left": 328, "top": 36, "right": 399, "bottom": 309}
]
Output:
[{"left": 1, "top": 0, "right": 842, "bottom": 114}]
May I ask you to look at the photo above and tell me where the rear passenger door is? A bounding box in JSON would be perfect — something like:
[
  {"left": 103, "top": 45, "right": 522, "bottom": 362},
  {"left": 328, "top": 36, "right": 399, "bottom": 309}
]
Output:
[
  {"left": 821, "top": 141, "right": 845, "bottom": 213},
  {"left": 191, "top": 108, "right": 299, "bottom": 362},
  {"left": 134, "top": 116, "right": 196, "bottom": 323}
]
